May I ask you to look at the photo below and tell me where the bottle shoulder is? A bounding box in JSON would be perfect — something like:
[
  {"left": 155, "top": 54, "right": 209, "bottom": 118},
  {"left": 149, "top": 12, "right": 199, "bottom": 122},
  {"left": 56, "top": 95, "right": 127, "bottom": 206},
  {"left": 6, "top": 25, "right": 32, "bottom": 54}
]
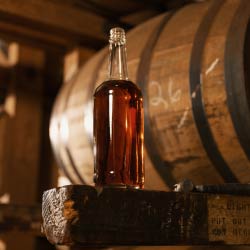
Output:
[{"left": 94, "top": 79, "right": 143, "bottom": 97}]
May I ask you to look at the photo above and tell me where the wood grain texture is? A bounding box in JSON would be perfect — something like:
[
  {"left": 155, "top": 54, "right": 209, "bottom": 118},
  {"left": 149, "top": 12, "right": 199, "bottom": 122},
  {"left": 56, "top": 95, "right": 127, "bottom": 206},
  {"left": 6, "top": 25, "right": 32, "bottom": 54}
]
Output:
[{"left": 42, "top": 185, "right": 250, "bottom": 246}]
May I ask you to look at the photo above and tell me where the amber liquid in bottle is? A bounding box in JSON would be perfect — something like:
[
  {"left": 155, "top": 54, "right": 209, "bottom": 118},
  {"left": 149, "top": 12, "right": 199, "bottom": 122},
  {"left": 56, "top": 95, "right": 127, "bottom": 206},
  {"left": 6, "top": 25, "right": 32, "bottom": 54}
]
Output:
[{"left": 93, "top": 28, "right": 144, "bottom": 188}]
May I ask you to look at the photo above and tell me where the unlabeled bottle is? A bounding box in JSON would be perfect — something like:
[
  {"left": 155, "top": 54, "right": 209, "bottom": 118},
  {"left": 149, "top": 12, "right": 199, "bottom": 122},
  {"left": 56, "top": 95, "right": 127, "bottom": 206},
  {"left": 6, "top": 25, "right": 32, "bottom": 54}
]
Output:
[{"left": 93, "top": 27, "right": 144, "bottom": 189}]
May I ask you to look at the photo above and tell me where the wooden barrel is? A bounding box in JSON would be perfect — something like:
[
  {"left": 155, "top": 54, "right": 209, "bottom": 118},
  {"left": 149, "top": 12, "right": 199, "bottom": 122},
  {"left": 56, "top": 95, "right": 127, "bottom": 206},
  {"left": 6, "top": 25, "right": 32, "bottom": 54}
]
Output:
[{"left": 50, "top": 0, "right": 250, "bottom": 190}]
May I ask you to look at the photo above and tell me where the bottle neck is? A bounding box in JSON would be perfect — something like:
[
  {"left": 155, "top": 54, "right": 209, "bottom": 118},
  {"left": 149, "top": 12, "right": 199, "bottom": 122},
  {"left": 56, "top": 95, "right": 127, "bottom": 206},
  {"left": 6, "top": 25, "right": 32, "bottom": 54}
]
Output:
[{"left": 108, "top": 43, "right": 128, "bottom": 80}]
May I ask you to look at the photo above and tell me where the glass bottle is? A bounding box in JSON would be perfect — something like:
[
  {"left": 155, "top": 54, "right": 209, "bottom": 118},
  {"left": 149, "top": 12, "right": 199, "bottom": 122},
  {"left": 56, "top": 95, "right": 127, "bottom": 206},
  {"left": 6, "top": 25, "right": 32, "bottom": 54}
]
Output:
[{"left": 93, "top": 27, "right": 144, "bottom": 189}]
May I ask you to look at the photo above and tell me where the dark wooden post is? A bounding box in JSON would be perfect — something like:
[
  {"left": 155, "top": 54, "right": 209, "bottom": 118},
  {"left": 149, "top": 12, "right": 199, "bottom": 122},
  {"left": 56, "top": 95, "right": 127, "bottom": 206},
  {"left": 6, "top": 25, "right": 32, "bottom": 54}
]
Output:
[{"left": 0, "top": 44, "right": 60, "bottom": 250}]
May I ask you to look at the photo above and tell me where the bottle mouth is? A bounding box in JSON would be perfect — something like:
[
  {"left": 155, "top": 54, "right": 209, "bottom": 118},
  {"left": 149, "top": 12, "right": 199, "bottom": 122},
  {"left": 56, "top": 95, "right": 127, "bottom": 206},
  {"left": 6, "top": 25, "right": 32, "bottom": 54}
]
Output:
[{"left": 109, "top": 27, "right": 126, "bottom": 45}]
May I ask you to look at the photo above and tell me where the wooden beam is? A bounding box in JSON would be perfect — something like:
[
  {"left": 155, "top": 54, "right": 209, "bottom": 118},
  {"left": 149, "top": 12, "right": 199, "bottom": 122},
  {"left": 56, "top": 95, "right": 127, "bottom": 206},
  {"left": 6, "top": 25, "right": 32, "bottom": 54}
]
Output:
[
  {"left": 53, "top": 0, "right": 153, "bottom": 17},
  {"left": 53, "top": 0, "right": 133, "bottom": 30},
  {"left": 0, "top": 0, "right": 107, "bottom": 50},
  {"left": 42, "top": 185, "right": 250, "bottom": 246},
  {"left": 121, "top": 9, "right": 161, "bottom": 26}
]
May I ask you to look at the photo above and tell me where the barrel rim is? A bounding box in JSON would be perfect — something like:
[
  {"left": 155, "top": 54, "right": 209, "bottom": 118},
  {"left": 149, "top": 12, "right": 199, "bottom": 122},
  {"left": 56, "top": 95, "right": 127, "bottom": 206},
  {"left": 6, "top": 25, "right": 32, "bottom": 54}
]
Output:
[
  {"left": 224, "top": 0, "right": 250, "bottom": 161},
  {"left": 189, "top": 0, "right": 239, "bottom": 182}
]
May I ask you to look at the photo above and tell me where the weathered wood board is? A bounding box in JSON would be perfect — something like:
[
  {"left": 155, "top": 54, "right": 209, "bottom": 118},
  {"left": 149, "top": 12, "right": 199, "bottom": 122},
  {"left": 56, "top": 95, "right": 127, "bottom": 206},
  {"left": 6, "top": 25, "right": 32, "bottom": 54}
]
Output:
[{"left": 42, "top": 185, "right": 250, "bottom": 246}]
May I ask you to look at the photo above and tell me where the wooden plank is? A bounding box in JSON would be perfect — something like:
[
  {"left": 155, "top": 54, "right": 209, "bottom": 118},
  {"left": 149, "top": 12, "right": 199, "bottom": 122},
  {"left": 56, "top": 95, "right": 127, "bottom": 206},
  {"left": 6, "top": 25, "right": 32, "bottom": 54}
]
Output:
[
  {"left": 0, "top": 0, "right": 107, "bottom": 50},
  {"left": 0, "top": 204, "right": 41, "bottom": 235},
  {"left": 0, "top": 203, "right": 41, "bottom": 249},
  {"left": 42, "top": 185, "right": 250, "bottom": 246},
  {"left": 2, "top": 65, "right": 44, "bottom": 204}
]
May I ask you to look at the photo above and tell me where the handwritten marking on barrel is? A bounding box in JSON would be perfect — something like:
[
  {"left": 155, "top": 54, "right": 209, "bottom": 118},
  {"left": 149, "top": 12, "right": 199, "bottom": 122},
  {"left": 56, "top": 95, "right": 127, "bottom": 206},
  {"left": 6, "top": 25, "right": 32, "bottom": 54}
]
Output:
[
  {"left": 192, "top": 58, "right": 221, "bottom": 98},
  {"left": 149, "top": 80, "right": 169, "bottom": 109},
  {"left": 149, "top": 78, "right": 182, "bottom": 110},
  {"left": 168, "top": 77, "right": 181, "bottom": 103},
  {"left": 177, "top": 107, "right": 189, "bottom": 130},
  {"left": 205, "top": 58, "right": 219, "bottom": 76}
]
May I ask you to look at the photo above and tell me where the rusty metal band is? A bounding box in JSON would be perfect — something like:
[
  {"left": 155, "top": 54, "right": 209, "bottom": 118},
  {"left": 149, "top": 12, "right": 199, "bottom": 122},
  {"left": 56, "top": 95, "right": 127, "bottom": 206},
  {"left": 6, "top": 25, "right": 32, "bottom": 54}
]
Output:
[
  {"left": 136, "top": 13, "right": 179, "bottom": 188},
  {"left": 225, "top": 0, "right": 250, "bottom": 160},
  {"left": 189, "top": 0, "right": 238, "bottom": 182}
]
